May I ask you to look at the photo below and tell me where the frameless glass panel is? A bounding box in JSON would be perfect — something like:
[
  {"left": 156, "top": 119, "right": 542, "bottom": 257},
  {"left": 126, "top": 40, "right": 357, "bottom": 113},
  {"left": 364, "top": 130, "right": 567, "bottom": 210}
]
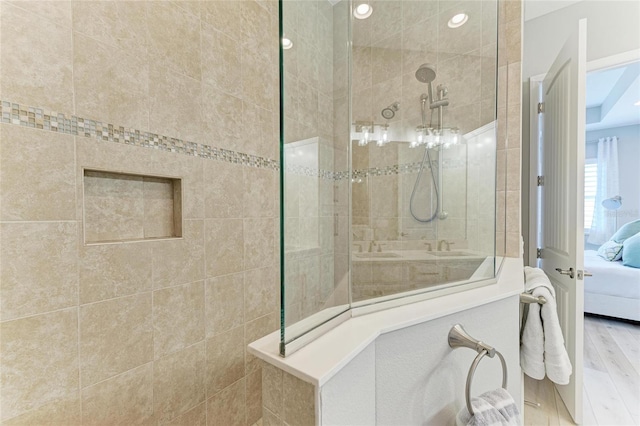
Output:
[
  {"left": 350, "top": 0, "right": 498, "bottom": 306},
  {"left": 280, "top": 0, "right": 351, "bottom": 355}
]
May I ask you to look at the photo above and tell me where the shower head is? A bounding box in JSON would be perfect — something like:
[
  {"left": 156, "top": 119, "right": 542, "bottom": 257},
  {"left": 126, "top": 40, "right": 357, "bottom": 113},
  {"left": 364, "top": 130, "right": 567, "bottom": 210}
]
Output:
[
  {"left": 381, "top": 102, "right": 400, "bottom": 120},
  {"left": 415, "top": 63, "right": 437, "bottom": 84}
]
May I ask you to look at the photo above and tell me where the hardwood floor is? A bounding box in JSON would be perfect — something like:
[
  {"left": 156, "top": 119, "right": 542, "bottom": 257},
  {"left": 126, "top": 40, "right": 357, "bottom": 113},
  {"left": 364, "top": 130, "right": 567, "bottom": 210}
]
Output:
[{"left": 524, "top": 315, "right": 640, "bottom": 425}]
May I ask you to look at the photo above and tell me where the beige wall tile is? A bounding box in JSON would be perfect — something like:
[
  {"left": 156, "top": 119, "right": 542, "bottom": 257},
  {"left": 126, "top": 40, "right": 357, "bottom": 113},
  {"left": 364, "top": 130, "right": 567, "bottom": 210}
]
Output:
[
  {"left": 72, "top": 1, "right": 147, "bottom": 55},
  {"left": 262, "top": 408, "right": 284, "bottom": 426},
  {"left": 170, "top": 1, "right": 202, "bottom": 18},
  {"left": 147, "top": 1, "right": 201, "bottom": 80},
  {"left": 2, "top": 391, "right": 80, "bottom": 426},
  {"left": 201, "top": 24, "right": 242, "bottom": 98},
  {"left": 143, "top": 177, "right": 178, "bottom": 239},
  {"left": 83, "top": 171, "right": 145, "bottom": 243},
  {"left": 7, "top": 1, "right": 72, "bottom": 28},
  {"left": 244, "top": 313, "right": 278, "bottom": 375},
  {"left": 149, "top": 67, "right": 202, "bottom": 143},
  {"left": 243, "top": 218, "right": 275, "bottom": 270},
  {"left": 243, "top": 167, "right": 276, "bottom": 218},
  {"left": 506, "top": 231, "right": 520, "bottom": 257},
  {"left": 0, "top": 125, "right": 76, "bottom": 221},
  {"left": 244, "top": 267, "right": 278, "bottom": 322},
  {"left": 0, "top": 3, "right": 73, "bottom": 111},
  {"left": 506, "top": 147, "right": 521, "bottom": 191},
  {"left": 0, "top": 309, "right": 78, "bottom": 422},
  {"left": 506, "top": 18, "right": 522, "bottom": 64},
  {"left": 506, "top": 190, "right": 520, "bottom": 234},
  {"left": 507, "top": 62, "right": 522, "bottom": 110},
  {"left": 204, "top": 159, "right": 244, "bottom": 219},
  {"left": 241, "top": 101, "right": 276, "bottom": 159},
  {"left": 262, "top": 364, "right": 283, "bottom": 418},
  {"left": 201, "top": 1, "right": 243, "bottom": 42},
  {"left": 81, "top": 363, "right": 154, "bottom": 426},
  {"left": 282, "top": 372, "right": 315, "bottom": 426},
  {"left": 80, "top": 293, "right": 153, "bottom": 387},
  {"left": 0, "top": 222, "right": 78, "bottom": 321},
  {"left": 205, "top": 273, "right": 244, "bottom": 338},
  {"left": 241, "top": 48, "right": 276, "bottom": 112},
  {"left": 154, "top": 343, "right": 206, "bottom": 424},
  {"left": 73, "top": 33, "right": 149, "bottom": 130},
  {"left": 152, "top": 220, "right": 205, "bottom": 289},
  {"left": 240, "top": 0, "right": 273, "bottom": 63},
  {"left": 205, "top": 326, "right": 244, "bottom": 396},
  {"left": 167, "top": 402, "right": 206, "bottom": 426},
  {"left": 206, "top": 378, "right": 246, "bottom": 426},
  {"left": 205, "top": 218, "right": 244, "bottom": 277},
  {"left": 153, "top": 282, "right": 205, "bottom": 359},
  {"left": 79, "top": 240, "right": 153, "bottom": 304},
  {"left": 246, "top": 368, "right": 263, "bottom": 426},
  {"left": 202, "top": 85, "right": 244, "bottom": 152}
]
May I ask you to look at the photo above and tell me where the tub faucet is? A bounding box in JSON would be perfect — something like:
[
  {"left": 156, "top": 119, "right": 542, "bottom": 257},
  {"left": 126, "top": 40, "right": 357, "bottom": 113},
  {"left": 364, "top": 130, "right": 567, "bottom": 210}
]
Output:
[{"left": 438, "top": 240, "right": 454, "bottom": 251}]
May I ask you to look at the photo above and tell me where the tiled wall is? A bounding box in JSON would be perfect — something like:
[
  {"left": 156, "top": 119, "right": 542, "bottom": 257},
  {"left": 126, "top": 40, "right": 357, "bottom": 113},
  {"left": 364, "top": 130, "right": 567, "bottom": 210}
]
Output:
[
  {"left": 0, "top": 1, "right": 279, "bottom": 425},
  {"left": 496, "top": 0, "right": 523, "bottom": 257}
]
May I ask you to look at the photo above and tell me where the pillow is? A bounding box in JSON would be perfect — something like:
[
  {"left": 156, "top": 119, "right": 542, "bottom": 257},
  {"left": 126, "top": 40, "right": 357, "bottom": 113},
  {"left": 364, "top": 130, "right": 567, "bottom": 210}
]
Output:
[
  {"left": 597, "top": 240, "right": 624, "bottom": 261},
  {"left": 611, "top": 219, "right": 640, "bottom": 243},
  {"left": 622, "top": 232, "right": 640, "bottom": 268}
]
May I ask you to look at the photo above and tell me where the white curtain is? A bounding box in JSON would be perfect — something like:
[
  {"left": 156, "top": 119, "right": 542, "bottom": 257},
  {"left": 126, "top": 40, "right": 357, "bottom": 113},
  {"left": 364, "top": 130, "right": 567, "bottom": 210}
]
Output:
[{"left": 587, "top": 136, "right": 619, "bottom": 245}]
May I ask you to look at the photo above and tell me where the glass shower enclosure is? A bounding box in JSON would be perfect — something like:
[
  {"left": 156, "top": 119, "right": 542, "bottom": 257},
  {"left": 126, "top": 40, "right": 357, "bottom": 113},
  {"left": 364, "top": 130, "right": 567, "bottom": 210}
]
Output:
[{"left": 280, "top": 0, "right": 501, "bottom": 356}]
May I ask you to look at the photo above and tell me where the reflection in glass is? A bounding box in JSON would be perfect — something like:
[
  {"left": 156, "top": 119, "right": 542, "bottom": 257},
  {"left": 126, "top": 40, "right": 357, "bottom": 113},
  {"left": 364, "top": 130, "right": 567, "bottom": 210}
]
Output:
[{"left": 280, "top": 0, "right": 500, "bottom": 356}]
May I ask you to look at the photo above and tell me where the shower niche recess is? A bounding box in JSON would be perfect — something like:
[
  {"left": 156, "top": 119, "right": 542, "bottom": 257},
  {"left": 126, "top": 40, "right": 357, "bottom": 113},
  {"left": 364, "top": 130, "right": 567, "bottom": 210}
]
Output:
[{"left": 83, "top": 169, "right": 183, "bottom": 244}]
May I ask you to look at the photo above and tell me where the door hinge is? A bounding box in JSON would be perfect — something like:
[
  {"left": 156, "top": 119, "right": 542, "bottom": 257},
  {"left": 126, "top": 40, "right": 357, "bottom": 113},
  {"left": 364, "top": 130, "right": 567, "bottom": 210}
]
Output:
[
  {"left": 537, "top": 176, "right": 544, "bottom": 186},
  {"left": 537, "top": 102, "right": 545, "bottom": 113},
  {"left": 536, "top": 248, "right": 543, "bottom": 259}
]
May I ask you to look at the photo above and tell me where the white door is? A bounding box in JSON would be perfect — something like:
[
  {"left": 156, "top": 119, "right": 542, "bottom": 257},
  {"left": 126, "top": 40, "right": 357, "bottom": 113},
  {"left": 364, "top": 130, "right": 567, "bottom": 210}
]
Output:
[{"left": 538, "top": 19, "right": 587, "bottom": 424}]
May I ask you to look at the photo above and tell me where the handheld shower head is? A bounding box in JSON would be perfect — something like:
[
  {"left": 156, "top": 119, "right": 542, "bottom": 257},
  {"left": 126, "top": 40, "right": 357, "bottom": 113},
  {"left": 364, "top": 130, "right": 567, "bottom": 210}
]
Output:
[{"left": 415, "top": 63, "right": 437, "bottom": 83}]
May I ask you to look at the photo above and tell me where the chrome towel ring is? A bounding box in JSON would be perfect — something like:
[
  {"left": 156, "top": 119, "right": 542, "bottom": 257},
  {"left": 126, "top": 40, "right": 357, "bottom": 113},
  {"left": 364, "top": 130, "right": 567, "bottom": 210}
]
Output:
[
  {"left": 448, "top": 324, "right": 509, "bottom": 416},
  {"left": 465, "top": 348, "right": 508, "bottom": 416}
]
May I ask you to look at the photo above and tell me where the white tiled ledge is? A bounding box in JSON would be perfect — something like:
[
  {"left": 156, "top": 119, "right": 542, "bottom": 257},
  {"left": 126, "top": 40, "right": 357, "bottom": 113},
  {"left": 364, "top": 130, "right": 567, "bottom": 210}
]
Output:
[{"left": 248, "top": 256, "right": 524, "bottom": 387}]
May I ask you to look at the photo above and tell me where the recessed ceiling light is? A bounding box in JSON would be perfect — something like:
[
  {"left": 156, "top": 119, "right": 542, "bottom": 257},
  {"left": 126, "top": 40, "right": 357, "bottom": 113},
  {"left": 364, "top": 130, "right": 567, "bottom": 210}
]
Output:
[
  {"left": 354, "top": 2, "right": 373, "bottom": 20},
  {"left": 635, "top": 100, "right": 640, "bottom": 106},
  {"left": 448, "top": 13, "right": 468, "bottom": 28},
  {"left": 282, "top": 37, "right": 293, "bottom": 50}
]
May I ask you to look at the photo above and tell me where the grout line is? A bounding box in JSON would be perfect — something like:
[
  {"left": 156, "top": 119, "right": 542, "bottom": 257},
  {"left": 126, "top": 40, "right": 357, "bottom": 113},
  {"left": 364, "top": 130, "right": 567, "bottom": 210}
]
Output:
[{"left": 0, "top": 305, "right": 78, "bottom": 325}]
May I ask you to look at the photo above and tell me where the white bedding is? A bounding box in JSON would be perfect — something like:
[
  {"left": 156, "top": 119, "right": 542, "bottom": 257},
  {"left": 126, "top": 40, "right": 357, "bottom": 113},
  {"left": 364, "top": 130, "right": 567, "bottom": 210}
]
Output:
[
  {"left": 584, "top": 250, "right": 640, "bottom": 298},
  {"left": 584, "top": 250, "right": 640, "bottom": 321}
]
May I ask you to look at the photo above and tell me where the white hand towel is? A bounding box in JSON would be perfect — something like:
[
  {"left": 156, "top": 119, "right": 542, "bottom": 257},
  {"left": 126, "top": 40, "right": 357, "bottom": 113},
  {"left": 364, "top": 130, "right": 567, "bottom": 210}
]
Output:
[
  {"left": 524, "top": 266, "right": 556, "bottom": 297},
  {"left": 521, "top": 267, "right": 572, "bottom": 385},
  {"left": 539, "top": 286, "right": 572, "bottom": 385},
  {"left": 520, "top": 285, "right": 546, "bottom": 380},
  {"left": 455, "top": 388, "right": 521, "bottom": 426}
]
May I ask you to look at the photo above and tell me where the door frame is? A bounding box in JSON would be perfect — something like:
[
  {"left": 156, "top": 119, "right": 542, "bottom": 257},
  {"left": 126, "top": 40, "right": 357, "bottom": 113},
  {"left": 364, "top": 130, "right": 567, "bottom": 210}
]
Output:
[{"left": 527, "top": 48, "right": 640, "bottom": 268}]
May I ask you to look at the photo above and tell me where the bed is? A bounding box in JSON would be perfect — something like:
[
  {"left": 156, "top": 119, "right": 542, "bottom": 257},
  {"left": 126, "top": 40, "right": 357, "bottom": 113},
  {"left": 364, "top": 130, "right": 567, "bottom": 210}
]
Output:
[{"left": 584, "top": 250, "right": 640, "bottom": 322}]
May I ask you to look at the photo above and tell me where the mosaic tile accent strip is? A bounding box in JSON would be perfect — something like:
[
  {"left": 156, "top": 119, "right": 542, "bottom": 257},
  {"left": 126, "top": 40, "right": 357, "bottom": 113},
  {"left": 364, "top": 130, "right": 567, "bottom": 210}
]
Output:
[
  {"left": 1, "top": 100, "right": 466, "bottom": 179},
  {"left": 0, "top": 100, "right": 279, "bottom": 170},
  {"left": 285, "top": 157, "right": 464, "bottom": 181}
]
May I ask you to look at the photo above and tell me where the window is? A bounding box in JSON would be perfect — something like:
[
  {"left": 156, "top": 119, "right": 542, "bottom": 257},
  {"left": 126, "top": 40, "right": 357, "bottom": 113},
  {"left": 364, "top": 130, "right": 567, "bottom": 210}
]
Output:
[{"left": 584, "top": 159, "right": 598, "bottom": 231}]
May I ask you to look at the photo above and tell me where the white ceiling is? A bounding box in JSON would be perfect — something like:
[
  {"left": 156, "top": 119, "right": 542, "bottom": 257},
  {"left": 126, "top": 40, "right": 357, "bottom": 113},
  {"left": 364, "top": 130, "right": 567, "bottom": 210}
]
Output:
[
  {"left": 523, "top": 1, "right": 640, "bottom": 131},
  {"left": 585, "top": 62, "right": 640, "bottom": 131},
  {"left": 523, "top": 0, "right": 584, "bottom": 21}
]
